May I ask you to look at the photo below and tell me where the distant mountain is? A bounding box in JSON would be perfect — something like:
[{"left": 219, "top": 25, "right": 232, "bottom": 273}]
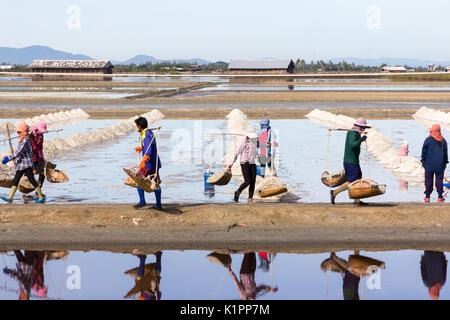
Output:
[
  {"left": 0, "top": 45, "right": 93, "bottom": 65},
  {"left": 113, "top": 55, "right": 210, "bottom": 65},
  {"left": 330, "top": 57, "right": 450, "bottom": 68}
]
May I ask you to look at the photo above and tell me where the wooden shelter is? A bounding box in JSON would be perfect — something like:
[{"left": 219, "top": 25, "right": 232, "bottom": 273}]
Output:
[
  {"left": 29, "top": 60, "right": 114, "bottom": 74},
  {"left": 228, "top": 59, "right": 295, "bottom": 74}
]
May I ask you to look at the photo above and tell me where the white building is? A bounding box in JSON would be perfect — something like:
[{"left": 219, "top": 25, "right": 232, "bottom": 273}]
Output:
[
  {"left": 445, "top": 66, "right": 450, "bottom": 72},
  {"left": 0, "top": 65, "right": 12, "bottom": 70},
  {"left": 381, "top": 66, "right": 407, "bottom": 73}
]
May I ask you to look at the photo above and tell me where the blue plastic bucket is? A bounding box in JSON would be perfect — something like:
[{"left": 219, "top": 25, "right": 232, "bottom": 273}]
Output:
[
  {"left": 204, "top": 171, "right": 215, "bottom": 198},
  {"left": 256, "top": 165, "right": 265, "bottom": 177}
]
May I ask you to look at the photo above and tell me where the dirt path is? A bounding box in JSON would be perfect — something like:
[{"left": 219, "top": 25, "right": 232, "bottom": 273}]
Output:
[{"left": 0, "top": 202, "right": 449, "bottom": 254}]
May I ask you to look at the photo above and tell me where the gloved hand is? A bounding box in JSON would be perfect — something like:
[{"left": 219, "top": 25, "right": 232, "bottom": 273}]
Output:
[
  {"left": 135, "top": 146, "right": 143, "bottom": 153},
  {"left": 360, "top": 135, "right": 367, "bottom": 142},
  {"left": 227, "top": 165, "right": 232, "bottom": 171},
  {"left": 3, "top": 268, "right": 10, "bottom": 275},
  {"left": 2, "top": 156, "right": 9, "bottom": 165},
  {"left": 139, "top": 155, "right": 150, "bottom": 170}
]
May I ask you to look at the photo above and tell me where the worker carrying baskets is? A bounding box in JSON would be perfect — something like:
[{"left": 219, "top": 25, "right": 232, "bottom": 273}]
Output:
[
  {"left": 127, "top": 117, "right": 162, "bottom": 210},
  {"left": 329, "top": 118, "right": 385, "bottom": 206}
]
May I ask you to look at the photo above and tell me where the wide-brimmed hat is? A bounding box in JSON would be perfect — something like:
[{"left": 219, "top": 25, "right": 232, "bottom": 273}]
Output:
[
  {"left": 246, "top": 127, "right": 258, "bottom": 139},
  {"left": 353, "top": 118, "right": 371, "bottom": 128},
  {"left": 14, "top": 121, "right": 29, "bottom": 133},
  {"left": 33, "top": 122, "right": 48, "bottom": 134}
]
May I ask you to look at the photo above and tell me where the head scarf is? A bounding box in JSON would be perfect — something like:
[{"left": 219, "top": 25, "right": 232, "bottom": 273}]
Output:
[
  {"left": 260, "top": 118, "right": 271, "bottom": 132},
  {"left": 429, "top": 124, "right": 444, "bottom": 142}
]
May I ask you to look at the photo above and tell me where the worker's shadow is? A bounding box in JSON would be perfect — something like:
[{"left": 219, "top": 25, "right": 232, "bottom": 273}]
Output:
[{"left": 149, "top": 203, "right": 210, "bottom": 215}]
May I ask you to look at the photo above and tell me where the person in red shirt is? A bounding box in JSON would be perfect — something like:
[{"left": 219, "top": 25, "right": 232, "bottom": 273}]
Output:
[{"left": 29, "top": 122, "right": 48, "bottom": 191}]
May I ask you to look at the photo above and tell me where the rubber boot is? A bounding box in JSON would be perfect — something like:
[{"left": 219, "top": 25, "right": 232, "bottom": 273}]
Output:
[
  {"left": 1, "top": 186, "right": 17, "bottom": 203},
  {"left": 134, "top": 187, "right": 146, "bottom": 209},
  {"left": 234, "top": 190, "right": 240, "bottom": 203},
  {"left": 35, "top": 186, "right": 45, "bottom": 203},
  {"left": 151, "top": 188, "right": 162, "bottom": 210}
]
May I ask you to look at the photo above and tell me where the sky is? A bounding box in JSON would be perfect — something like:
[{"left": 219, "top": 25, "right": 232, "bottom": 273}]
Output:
[{"left": 1, "top": 0, "right": 450, "bottom": 62}]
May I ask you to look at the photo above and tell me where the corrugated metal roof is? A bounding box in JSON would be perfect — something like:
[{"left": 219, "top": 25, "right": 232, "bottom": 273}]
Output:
[
  {"left": 228, "top": 60, "right": 293, "bottom": 70},
  {"left": 29, "top": 60, "right": 113, "bottom": 69}
]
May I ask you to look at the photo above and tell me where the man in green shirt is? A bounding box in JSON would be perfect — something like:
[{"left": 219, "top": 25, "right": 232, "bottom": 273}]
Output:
[{"left": 330, "top": 118, "right": 370, "bottom": 206}]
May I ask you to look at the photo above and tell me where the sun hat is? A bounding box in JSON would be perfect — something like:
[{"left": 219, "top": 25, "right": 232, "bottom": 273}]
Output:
[
  {"left": 353, "top": 118, "right": 371, "bottom": 128},
  {"left": 246, "top": 127, "right": 258, "bottom": 139},
  {"left": 14, "top": 121, "right": 29, "bottom": 133},
  {"left": 33, "top": 122, "right": 48, "bottom": 134},
  {"left": 33, "top": 284, "right": 48, "bottom": 298},
  {"left": 429, "top": 124, "right": 441, "bottom": 132}
]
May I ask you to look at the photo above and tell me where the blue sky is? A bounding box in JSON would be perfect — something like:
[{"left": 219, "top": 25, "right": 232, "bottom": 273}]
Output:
[{"left": 2, "top": 0, "right": 450, "bottom": 62}]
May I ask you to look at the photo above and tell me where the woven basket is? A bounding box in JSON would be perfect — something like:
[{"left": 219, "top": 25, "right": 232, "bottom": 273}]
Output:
[
  {"left": 258, "top": 185, "right": 288, "bottom": 198},
  {"left": 45, "top": 168, "right": 69, "bottom": 183},
  {"left": 124, "top": 176, "right": 138, "bottom": 188},
  {"left": 348, "top": 255, "right": 386, "bottom": 276},
  {"left": 321, "top": 170, "right": 346, "bottom": 188},
  {"left": 18, "top": 176, "right": 36, "bottom": 194},
  {"left": 123, "top": 168, "right": 159, "bottom": 193},
  {"left": 206, "top": 170, "right": 232, "bottom": 186},
  {"left": 320, "top": 258, "right": 345, "bottom": 273},
  {"left": 347, "top": 179, "right": 386, "bottom": 199},
  {"left": 206, "top": 252, "right": 232, "bottom": 268},
  {"left": 0, "top": 177, "right": 13, "bottom": 189}
]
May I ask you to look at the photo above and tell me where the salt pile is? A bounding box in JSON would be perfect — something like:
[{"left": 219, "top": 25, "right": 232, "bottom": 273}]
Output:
[
  {"left": 306, "top": 109, "right": 424, "bottom": 186},
  {"left": 0, "top": 108, "right": 90, "bottom": 136},
  {"left": 43, "top": 109, "right": 165, "bottom": 160},
  {"left": 413, "top": 106, "right": 450, "bottom": 131}
]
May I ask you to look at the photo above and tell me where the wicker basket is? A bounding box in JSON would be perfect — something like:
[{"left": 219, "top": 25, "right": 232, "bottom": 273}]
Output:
[
  {"left": 124, "top": 176, "right": 138, "bottom": 188},
  {"left": 123, "top": 168, "right": 159, "bottom": 193},
  {"left": 258, "top": 185, "right": 288, "bottom": 198},
  {"left": 206, "top": 170, "right": 232, "bottom": 186},
  {"left": 320, "top": 258, "right": 345, "bottom": 273},
  {"left": 18, "top": 177, "right": 36, "bottom": 194},
  {"left": 321, "top": 170, "right": 346, "bottom": 188},
  {"left": 206, "top": 252, "right": 232, "bottom": 268},
  {"left": 0, "top": 177, "right": 13, "bottom": 189},
  {"left": 348, "top": 255, "right": 386, "bottom": 276},
  {"left": 347, "top": 179, "right": 386, "bottom": 199},
  {"left": 45, "top": 168, "right": 69, "bottom": 183}
]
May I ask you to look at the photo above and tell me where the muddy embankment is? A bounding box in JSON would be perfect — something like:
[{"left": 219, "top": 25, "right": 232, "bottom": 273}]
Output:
[{"left": 0, "top": 202, "right": 449, "bottom": 254}]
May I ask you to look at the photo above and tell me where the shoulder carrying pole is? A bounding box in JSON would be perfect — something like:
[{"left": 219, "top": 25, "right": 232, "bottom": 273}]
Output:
[{"left": 5, "top": 124, "right": 13, "bottom": 154}]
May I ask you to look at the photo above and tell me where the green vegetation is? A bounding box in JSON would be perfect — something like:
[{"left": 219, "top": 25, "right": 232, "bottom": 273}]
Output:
[{"left": 114, "top": 61, "right": 228, "bottom": 73}]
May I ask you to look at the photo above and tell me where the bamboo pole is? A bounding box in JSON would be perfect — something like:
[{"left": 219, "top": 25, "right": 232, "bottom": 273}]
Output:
[{"left": 5, "top": 124, "right": 13, "bottom": 154}]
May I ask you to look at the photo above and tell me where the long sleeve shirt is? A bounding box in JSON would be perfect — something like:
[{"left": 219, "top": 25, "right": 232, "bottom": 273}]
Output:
[
  {"left": 231, "top": 138, "right": 258, "bottom": 165},
  {"left": 10, "top": 137, "right": 34, "bottom": 171},
  {"left": 421, "top": 137, "right": 448, "bottom": 174},
  {"left": 343, "top": 131, "right": 362, "bottom": 165},
  {"left": 140, "top": 129, "right": 161, "bottom": 171},
  {"left": 29, "top": 133, "right": 44, "bottom": 163}
]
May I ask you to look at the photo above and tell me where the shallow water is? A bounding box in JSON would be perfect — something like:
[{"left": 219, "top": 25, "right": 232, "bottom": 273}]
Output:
[
  {"left": 112, "top": 76, "right": 228, "bottom": 83},
  {"left": 0, "top": 249, "right": 447, "bottom": 300},
  {"left": 0, "top": 118, "right": 444, "bottom": 204},
  {"left": 0, "top": 92, "right": 137, "bottom": 99},
  {"left": 199, "top": 84, "right": 450, "bottom": 92}
]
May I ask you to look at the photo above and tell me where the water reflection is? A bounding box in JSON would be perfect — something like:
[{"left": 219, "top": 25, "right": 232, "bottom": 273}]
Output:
[
  {"left": 124, "top": 251, "right": 162, "bottom": 300},
  {"left": 2, "top": 250, "right": 68, "bottom": 300},
  {"left": 0, "top": 248, "right": 447, "bottom": 300},
  {"left": 321, "top": 251, "right": 386, "bottom": 300},
  {"left": 421, "top": 251, "right": 447, "bottom": 300}
]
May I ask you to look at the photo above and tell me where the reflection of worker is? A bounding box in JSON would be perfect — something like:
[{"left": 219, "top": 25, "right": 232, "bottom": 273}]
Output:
[
  {"left": 124, "top": 251, "right": 163, "bottom": 300},
  {"left": 257, "top": 252, "right": 276, "bottom": 272},
  {"left": 420, "top": 251, "right": 447, "bottom": 300},
  {"left": 326, "top": 251, "right": 385, "bottom": 300},
  {"left": 228, "top": 253, "right": 277, "bottom": 300},
  {"left": 330, "top": 118, "right": 371, "bottom": 206},
  {"left": 3, "top": 250, "right": 48, "bottom": 300},
  {"left": 329, "top": 252, "right": 360, "bottom": 300}
]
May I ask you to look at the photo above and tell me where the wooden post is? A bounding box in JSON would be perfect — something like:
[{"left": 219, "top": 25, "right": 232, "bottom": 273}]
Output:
[{"left": 5, "top": 124, "right": 13, "bottom": 154}]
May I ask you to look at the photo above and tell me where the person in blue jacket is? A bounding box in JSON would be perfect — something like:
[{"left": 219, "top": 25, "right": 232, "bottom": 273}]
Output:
[
  {"left": 134, "top": 117, "right": 162, "bottom": 210},
  {"left": 421, "top": 124, "right": 448, "bottom": 203}
]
